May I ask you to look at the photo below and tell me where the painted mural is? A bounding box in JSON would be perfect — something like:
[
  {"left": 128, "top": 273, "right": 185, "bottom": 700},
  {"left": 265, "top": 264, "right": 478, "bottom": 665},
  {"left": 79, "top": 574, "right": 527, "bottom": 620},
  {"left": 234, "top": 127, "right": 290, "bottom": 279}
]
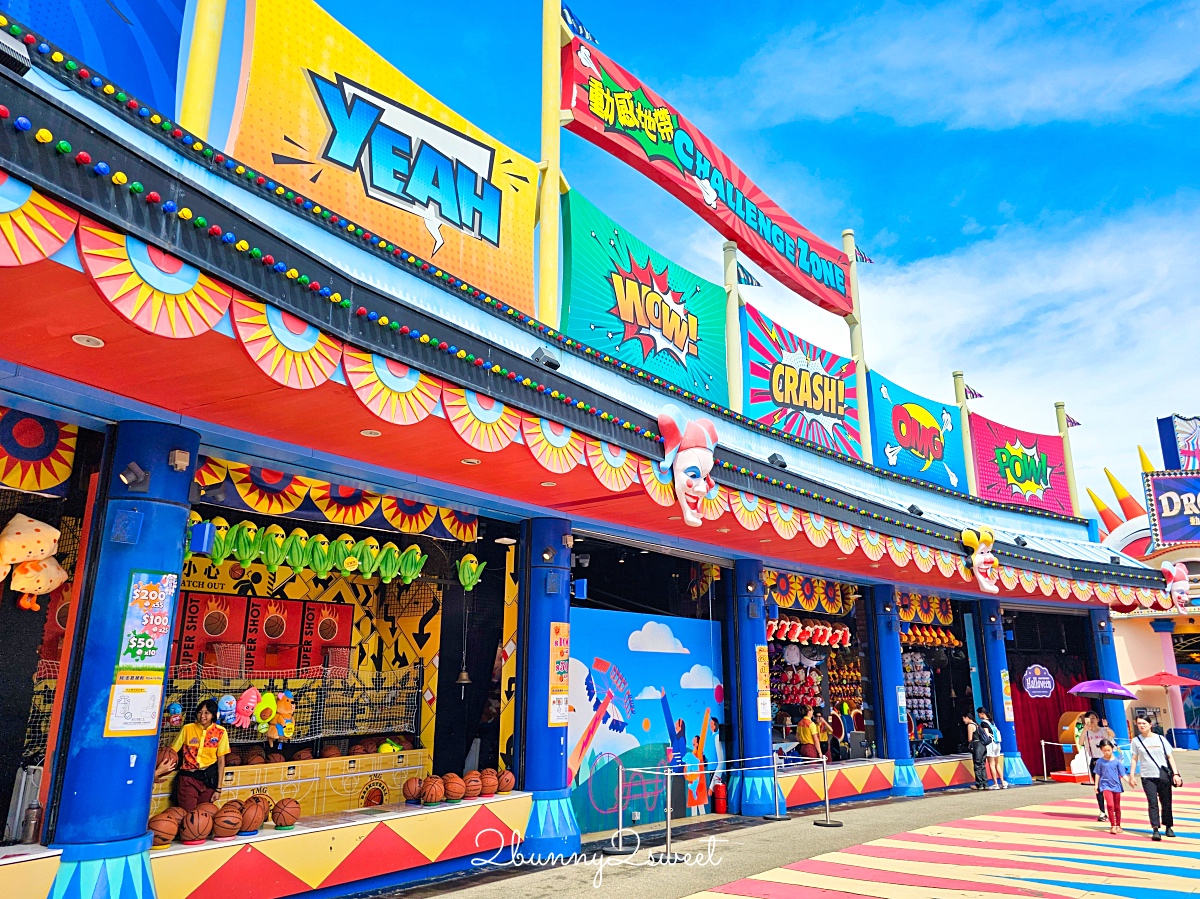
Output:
[
  {"left": 969, "top": 413, "right": 1072, "bottom": 514},
  {"left": 867, "top": 370, "right": 967, "bottom": 493},
  {"left": 567, "top": 608, "right": 725, "bottom": 835}
]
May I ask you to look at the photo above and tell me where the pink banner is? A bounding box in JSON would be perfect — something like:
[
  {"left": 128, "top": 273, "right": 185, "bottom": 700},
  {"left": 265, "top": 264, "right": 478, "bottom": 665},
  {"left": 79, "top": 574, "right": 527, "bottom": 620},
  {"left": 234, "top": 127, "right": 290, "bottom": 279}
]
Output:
[{"left": 969, "top": 413, "right": 1074, "bottom": 514}]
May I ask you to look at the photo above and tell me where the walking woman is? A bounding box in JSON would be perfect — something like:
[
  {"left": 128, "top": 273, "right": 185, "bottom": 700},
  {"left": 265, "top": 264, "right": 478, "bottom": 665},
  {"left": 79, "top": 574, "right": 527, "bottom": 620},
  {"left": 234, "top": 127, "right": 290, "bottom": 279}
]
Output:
[
  {"left": 962, "top": 713, "right": 988, "bottom": 791},
  {"left": 977, "top": 707, "right": 1008, "bottom": 789},
  {"left": 1131, "top": 713, "right": 1184, "bottom": 841}
]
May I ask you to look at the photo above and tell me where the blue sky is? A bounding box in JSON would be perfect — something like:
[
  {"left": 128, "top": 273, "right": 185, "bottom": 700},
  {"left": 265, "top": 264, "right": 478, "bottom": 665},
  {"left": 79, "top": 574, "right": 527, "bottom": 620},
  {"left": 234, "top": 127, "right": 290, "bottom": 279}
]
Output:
[{"left": 325, "top": 0, "right": 1200, "bottom": 519}]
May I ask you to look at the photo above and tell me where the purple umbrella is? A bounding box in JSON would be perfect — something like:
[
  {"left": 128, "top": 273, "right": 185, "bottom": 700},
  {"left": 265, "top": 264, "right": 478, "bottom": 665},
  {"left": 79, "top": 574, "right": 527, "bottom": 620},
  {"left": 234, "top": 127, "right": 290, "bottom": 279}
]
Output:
[{"left": 1068, "top": 679, "right": 1138, "bottom": 700}]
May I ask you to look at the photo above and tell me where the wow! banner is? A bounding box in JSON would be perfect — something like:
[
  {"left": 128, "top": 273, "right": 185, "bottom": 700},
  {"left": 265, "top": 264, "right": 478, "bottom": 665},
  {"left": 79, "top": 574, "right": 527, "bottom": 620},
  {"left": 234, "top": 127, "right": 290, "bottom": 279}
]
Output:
[
  {"left": 741, "top": 304, "right": 859, "bottom": 458},
  {"left": 867, "top": 371, "right": 967, "bottom": 493},
  {"left": 561, "top": 191, "right": 729, "bottom": 405},
  {"left": 969, "top": 414, "right": 1072, "bottom": 513},
  {"left": 561, "top": 39, "right": 852, "bottom": 316}
]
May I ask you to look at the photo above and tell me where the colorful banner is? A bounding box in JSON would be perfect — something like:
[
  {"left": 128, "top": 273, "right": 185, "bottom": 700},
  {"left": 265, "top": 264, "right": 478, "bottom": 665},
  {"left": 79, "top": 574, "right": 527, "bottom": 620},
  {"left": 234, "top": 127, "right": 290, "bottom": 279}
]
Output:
[
  {"left": 741, "top": 304, "right": 859, "bottom": 458},
  {"left": 867, "top": 371, "right": 967, "bottom": 493},
  {"left": 969, "top": 413, "right": 1072, "bottom": 513},
  {"left": 561, "top": 39, "right": 852, "bottom": 315},
  {"left": 1158, "top": 414, "right": 1200, "bottom": 471},
  {"left": 226, "top": 0, "right": 540, "bottom": 312},
  {"left": 1145, "top": 471, "right": 1200, "bottom": 546},
  {"left": 561, "top": 191, "right": 729, "bottom": 405}
]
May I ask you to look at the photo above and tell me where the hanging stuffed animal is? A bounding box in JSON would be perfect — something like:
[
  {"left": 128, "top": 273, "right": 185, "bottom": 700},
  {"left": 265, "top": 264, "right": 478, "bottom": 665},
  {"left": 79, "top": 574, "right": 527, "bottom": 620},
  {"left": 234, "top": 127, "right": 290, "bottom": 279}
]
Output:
[
  {"left": 234, "top": 687, "right": 261, "bottom": 729},
  {"left": 268, "top": 690, "right": 296, "bottom": 744},
  {"left": 0, "top": 514, "right": 66, "bottom": 611}
]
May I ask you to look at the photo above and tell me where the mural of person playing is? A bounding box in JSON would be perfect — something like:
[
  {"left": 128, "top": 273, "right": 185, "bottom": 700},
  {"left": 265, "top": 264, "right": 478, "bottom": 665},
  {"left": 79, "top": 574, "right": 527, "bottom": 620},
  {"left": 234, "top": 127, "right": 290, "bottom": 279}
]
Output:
[
  {"left": 660, "top": 688, "right": 688, "bottom": 772},
  {"left": 707, "top": 716, "right": 726, "bottom": 792}
]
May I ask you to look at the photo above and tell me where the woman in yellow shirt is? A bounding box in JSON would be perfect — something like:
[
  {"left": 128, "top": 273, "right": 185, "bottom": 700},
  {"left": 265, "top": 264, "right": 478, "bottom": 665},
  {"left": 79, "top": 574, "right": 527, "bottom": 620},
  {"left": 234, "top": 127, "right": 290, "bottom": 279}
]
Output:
[
  {"left": 796, "top": 705, "right": 820, "bottom": 759},
  {"left": 155, "top": 699, "right": 230, "bottom": 810}
]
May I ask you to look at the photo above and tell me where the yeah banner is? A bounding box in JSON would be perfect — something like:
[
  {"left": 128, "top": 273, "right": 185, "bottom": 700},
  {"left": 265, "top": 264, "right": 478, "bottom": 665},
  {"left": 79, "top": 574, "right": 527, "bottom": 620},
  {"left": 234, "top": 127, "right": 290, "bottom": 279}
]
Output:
[
  {"left": 867, "top": 371, "right": 967, "bottom": 493},
  {"left": 560, "top": 39, "right": 852, "bottom": 316},
  {"left": 560, "top": 191, "right": 729, "bottom": 405},
  {"left": 740, "top": 304, "right": 860, "bottom": 458},
  {"left": 969, "top": 414, "right": 1072, "bottom": 513}
]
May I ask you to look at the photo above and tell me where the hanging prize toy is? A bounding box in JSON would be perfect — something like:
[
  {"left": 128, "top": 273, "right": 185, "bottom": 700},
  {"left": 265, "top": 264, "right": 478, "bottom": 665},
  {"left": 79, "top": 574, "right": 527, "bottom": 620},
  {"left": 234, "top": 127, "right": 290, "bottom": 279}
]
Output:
[{"left": 234, "top": 687, "right": 261, "bottom": 729}]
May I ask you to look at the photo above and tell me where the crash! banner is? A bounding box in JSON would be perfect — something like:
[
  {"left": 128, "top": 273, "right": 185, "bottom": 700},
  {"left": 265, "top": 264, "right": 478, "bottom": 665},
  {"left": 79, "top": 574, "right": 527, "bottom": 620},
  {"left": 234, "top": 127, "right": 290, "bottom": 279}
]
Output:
[
  {"left": 741, "top": 304, "right": 859, "bottom": 458},
  {"left": 867, "top": 371, "right": 967, "bottom": 493},
  {"left": 225, "top": 0, "right": 541, "bottom": 313},
  {"left": 969, "top": 413, "right": 1072, "bottom": 513},
  {"left": 561, "top": 39, "right": 852, "bottom": 316},
  {"left": 561, "top": 191, "right": 729, "bottom": 405}
]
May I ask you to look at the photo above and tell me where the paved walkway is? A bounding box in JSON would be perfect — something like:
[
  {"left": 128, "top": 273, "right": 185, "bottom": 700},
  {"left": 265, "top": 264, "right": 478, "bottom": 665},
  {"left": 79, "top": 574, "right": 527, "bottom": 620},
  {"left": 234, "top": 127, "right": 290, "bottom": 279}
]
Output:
[{"left": 685, "top": 787, "right": 1200, "bottom": 899}]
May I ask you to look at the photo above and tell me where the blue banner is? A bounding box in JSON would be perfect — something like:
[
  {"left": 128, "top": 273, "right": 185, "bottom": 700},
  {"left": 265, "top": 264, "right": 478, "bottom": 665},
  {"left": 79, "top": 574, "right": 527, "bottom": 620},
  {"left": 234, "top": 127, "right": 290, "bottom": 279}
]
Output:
[{"left": 867, "top": 370, "right": 967, "bottom": 493}]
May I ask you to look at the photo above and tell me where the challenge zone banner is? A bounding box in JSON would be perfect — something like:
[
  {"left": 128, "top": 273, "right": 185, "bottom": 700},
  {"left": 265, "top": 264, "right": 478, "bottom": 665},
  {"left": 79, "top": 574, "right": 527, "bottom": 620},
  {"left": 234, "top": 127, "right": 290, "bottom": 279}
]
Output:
[
  {"left": 969, "top": 413, "right": 1073, "bottom": 513},
  {"left": 561, "top": 38, "right": 853, "bottom": 316},
  {"left": 740, "top": 304, "right": 860, "bottom": 458}
]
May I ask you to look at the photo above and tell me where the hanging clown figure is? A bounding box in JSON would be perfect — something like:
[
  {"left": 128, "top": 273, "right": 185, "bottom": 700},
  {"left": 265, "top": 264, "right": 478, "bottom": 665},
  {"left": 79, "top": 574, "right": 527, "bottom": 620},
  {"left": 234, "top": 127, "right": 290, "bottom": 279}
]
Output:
[
  {"left": 1162, "top": 561, "right": 1190, "bottom": 608},
  {"left": 657, "top": 403, "right": 720, "bottom": 528},
  {"left": 961, "top": 527, "right": 999, "bottom": 594}
]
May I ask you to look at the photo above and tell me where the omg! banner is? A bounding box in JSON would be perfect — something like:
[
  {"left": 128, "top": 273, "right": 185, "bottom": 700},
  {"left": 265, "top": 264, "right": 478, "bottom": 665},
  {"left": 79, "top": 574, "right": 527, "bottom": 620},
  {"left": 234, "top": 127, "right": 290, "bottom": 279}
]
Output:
[
  {"left": 560, "top": 191, "right": 729, "bottom": 406},
  {"left": 867, "top": 371, "right": 967, "bottom": 493},
  {"left": 740, "top": 304, "right": 859, "bottom": 458},
  {"left": 969, "top": 413, "right": 1072, "bottom": 513},
  {"left": 561, "top": 39, "right": 852, "bottom": 316}
]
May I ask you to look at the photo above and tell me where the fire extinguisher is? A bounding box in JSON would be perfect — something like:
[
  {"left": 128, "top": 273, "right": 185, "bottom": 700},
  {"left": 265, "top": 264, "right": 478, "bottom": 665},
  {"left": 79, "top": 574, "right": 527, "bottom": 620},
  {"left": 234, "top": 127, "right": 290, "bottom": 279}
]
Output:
[{"left": 711, "top": 778, "right": 727, "bottom": 814}]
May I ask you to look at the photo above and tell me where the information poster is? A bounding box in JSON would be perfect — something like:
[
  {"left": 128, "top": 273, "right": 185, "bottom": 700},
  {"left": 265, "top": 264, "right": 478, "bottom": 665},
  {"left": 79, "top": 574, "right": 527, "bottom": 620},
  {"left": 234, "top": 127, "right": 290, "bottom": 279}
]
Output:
[
  {"left": 104, "top": 570, "right": 178, "bottom": 738},
  {"left": 1001, "top": 669, "right": 1015, "bottom": 722},
  {"left": 549, "top": 621, "right": 571, "bottom": 726},
  {"left": 756, "top": 644, "right": 771, "bottom": 720},
  {"left": 896, "top": 685, "right": 908, "bottom": 725}
]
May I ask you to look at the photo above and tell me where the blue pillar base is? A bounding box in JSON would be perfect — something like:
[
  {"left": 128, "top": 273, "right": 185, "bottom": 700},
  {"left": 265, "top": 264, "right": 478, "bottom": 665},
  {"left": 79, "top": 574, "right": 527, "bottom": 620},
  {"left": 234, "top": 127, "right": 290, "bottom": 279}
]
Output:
[
  {"left": 737, "top": 772, "right": 779, "bottom": 816},
  {"left": 48, "top": 835, "right": 156, "bottom": 899},
  {"left": 522, "top": 789, "right": 581, "bottom": 859},
  {"left": 891, "top": 760, "right": 924, "bottom": 797},
  {"left": 1169, "top": 728, "right": 1199, "bottom": 750},
  {"left": 1003, "top": 753, "right": 1034, "bottom": 785}
]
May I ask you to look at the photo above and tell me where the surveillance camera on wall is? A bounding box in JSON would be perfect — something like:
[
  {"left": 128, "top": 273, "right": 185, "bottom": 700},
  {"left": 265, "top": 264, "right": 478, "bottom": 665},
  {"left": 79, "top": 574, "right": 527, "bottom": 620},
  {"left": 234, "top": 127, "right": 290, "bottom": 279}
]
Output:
[{"left": 532, "top": 347, "right": 561, "bottom": 370}]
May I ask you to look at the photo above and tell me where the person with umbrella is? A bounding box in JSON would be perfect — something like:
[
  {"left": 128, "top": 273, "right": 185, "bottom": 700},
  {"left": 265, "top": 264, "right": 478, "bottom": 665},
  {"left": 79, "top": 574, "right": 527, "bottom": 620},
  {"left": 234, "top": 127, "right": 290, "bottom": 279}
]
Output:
[
  {"left": 1131, "top": 713, "right": 1184, "bottom": 840},
  {"left": 1068, "top": 679, "right": 1135, "bottom": 822}
]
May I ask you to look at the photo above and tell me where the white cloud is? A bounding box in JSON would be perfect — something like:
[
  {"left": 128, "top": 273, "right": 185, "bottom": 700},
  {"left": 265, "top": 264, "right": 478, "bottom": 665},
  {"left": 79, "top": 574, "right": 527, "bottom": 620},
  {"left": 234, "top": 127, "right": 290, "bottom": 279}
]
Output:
[
  {"left": 627, "top": 620, "right": 690, "bottom": 654},
  {"left": 962, "top": 217, "right": 985, "bottom": 235},
  {"left": 634, "top": 686, "right": 663, "bottom": 701},
  {"left": 680, "top": 664, "right": 721, "bottom": 690},
  {"left": 680, "top": 1, "right": 1200, "bottom": 129}
]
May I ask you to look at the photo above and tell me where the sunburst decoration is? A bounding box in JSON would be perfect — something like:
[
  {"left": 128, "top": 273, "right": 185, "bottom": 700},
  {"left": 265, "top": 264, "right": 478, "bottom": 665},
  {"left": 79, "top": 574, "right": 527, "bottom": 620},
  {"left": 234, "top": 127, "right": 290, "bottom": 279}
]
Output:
[
  {"left": 833, "top": 521, "right": 858, "bottom": 554},
  {"left": 698, "top": 484, "right": 728, "bottom": 521},
  {"left": 0, "top": 171, "right": 78, "bottom": 266},
  {"left": 522, "top": 416, "right": 585, "bottom": 474},
  {"left": 439, "top": 508, "right": 478, "bottom": 542},
  {"left": 78, "top": 218, "right": 234, "bottom": 338},
  {"left": 935, "top": 550, "right": 956, "bottom": 578},
  {"left": 1157, "top": 589, "right": 1175, "bottom": 611},
  {"left": 1054, "top": 577, "right": 1072, "bottom": 600},
  {"left": 443, "top": 386, "right": 521, "bottom": 452},
  {"left": 0, "top": 406, "right": 76, "bottom": 496},
  {"left": 821, "top": 581, "right": 843, "bottom": 615},
  {"left": 798, "top": 576, "right": 819, "bottom": 612},
  {"left": 885, "top": 536, "right": 912, "bottom": 567},
  {"left": 912, "top": 544, "right": 935, "bottom": 573},
  {"left": 859, "top": 529, "right": 885, "bottom": 561},
  {"left": 916, "top": 594, "right": 935, "bottom": 624},
  {"left": 803, "top": 512, "right": 832, "bottom": 547},
  {"left": 1018, "top": 569, "right": 1038, "bottom": 593},
  {"left": 730, "top": 491, "right": 768, "bottom": 531},
  {"left": 999, "top": 565, "right": 1019, "bottom": 590},
  {"left": 1092, "top": 582, "right": 1115, "bottom": 604},
  {"left": 1070, "top": 579, "right": 1093, "bottom": 602},
  {"left": 227, "top": 462, "right": 310, "bottom": 514},
  {"left": 381, "top": 497, "right": 438, "bottom": 533},
  {"left": 194, "top": 456, "right": 229, "bottom": 488},
  {"left": 956, "top": 554, "right": 972, "bottom": 581},
  {"left": 1032, "top": 573, "right": 1053, "bottom": 596},
  {"left": 897, "top": 592, "right": 916, "bottom": 623},
  {"left": 767, "top": 502, "right": 800, "bottom": 540},
  {"left": 639, "top": 458, "right": 676, "bottom": 507},
  {"left": 934, "top": 597, "right": 954, "bottom": 626},
  {"left": 309, "top": 482, "right": 380, "bottom": 526},
  {"left": 766, "top": 569, "right": 801, "bottom": 609},
  {"left": 233, "top": 296, "right": 343, "bottom": 388},
  {"left": 586, "top": 439, "right": 640, "bottom": 492},
  {"left": 1113, "top": 584, "right": 1137, "bottom": 612},
  {"left": 343, "top": 350, "right": 442, "bottom": 425},
  {"left": 1135, "top": 586, "right": 1157, "bottom": 609}
]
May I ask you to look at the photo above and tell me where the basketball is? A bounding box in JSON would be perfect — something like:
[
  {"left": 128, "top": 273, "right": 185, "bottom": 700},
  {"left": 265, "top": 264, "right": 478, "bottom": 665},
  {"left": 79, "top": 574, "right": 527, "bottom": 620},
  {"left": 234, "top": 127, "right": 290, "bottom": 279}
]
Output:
[
  {"left": 239, "top": 801, "right": 266, "bottom": 834},
  {"left": 220, "top": 799, "right": 244, "bottom": 814},
  {"left": 271, "top": 798, "right": 301, "bottom": 828},
  {"left": 497, "top": 770, "right": 515, "bottom": 793},
  {"left": 320, "top": 745, "right": 341, "bottom": 758},
  {"left": 156, "top": 747, "right": 177, "bottom": 771},
  {"left": 421, "top": 778, "right": 444, "bottom": 804},
  {"left": 361, "top": 739, "right": 378, "bottom": 753},
  {"left": 402, "top": 777, "right": 422, "bottom": 800},
  {"left": 180, "top": 809, "right": 212, "bottom": 843},
  {"left": 246, "top": 755, "right": 265, "bottom": 765},
  {"left": 266, "top": 751, "right": 285, "bottom": 763},
  {"left": 247, "top": 793, "right": 274, "bottom": 814},
  {"left": 479, "top": 771, "right": 498, "bottom": 796},
  {"left": 148, "top": 814, "right": 178, "bottom": 846},
  {"left": 292, "top": 748, "right": 313, "bottom": 761},
  {"left": 225, "top": 752, "right": 241, "bottom": 767},
  {"left": 463, "top": 771, "right": 482, "bottom": 798},
  {"left": 212, "top": 808, "right": 242, "bottom": 839},
  {"left": 443, "top": 774, "right": 465, "bottom": 802},
  {"left": 349, "top": 744, "right": 366, "bottom": 755},
  {"left": 162, "top": 806, "right": 187, "bottom": 824},
  {"left": 195, "top": 802, "right": 219, "bottom": 817}
]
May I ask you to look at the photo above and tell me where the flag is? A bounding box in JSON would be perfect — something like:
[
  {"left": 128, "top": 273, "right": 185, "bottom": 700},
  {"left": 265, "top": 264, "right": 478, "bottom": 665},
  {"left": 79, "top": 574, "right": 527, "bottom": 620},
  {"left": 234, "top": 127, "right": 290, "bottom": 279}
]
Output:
[
  {"left": 855, "top": 246, "right": 873, "bottom": 264},
  {"left": 1066, "top": 414, "right": 1082, "bottom": 428},
  {"left": 964, "top": 383, "right": 983, "bottom": 400},
  {"left": 561, "top": 4, "right": 598, "bottom": 44},
  {"left": 736, "top": 262, "right": 761, "bottom": 287}
]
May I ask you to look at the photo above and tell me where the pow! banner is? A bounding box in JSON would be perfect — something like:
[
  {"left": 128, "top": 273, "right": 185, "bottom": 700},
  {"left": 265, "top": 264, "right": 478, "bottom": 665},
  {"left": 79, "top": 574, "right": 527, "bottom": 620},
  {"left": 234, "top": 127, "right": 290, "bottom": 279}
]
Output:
[
  {"left": 867, "top": 371, "right": 967, "bottom": 493},
  {"left": 221, "top": 0, "right": 541, "bottom": 314},
  {"left": 561, "top": 39, "right": 851, "bottom": 316},
  {"left": 969, "top": 413, "right": 1072, "bottom": 513},
  {"left": 561, "top": 191, "right": 729, "bottom": 405},
  {"left": 740, "top": 303, "right": 859, "bottom": 458}
]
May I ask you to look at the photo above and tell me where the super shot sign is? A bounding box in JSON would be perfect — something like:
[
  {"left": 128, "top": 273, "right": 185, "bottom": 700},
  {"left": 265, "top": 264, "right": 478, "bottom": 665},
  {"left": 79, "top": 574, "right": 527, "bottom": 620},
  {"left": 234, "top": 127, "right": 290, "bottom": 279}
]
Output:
[{"left": 1146, "top": 471, "right": 1200, "bottom": 546}]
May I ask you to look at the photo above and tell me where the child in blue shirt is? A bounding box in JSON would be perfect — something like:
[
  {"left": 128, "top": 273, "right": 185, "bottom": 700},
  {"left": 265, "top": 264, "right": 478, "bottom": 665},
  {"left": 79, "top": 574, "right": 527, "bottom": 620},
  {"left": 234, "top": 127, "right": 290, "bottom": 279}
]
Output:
[{"left": 1094, "top": 739, "right": 1129, "bottom": 834}]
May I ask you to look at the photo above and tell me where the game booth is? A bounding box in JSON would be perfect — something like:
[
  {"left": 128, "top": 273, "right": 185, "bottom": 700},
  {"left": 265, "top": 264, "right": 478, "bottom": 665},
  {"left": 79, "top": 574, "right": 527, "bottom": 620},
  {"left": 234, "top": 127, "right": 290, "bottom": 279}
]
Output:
[{"left": 0, "top": 5, "right": 1184, "bottom": 899}]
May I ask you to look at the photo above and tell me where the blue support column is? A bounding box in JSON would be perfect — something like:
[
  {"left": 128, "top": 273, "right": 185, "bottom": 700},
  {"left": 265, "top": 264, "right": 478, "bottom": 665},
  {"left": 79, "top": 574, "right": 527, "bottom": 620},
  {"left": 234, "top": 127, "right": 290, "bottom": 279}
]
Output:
[
  {"left": 871, "top": 586, "right": 923, "bottom": 797},
  {"left": 48, "top": 421, "right": 199, "bottom": 899},
  {"left": 978, "top": 599, "right": 1033, "bottom": 785},
  {"left": 1089, "top": 608, "right": 1130, "bottom": 743},
  {"left": 728, "top": 559, "right": 777, "bottom": 815},
  {"left": 519, "top": 518, "right": 580, "bottom": 858}
]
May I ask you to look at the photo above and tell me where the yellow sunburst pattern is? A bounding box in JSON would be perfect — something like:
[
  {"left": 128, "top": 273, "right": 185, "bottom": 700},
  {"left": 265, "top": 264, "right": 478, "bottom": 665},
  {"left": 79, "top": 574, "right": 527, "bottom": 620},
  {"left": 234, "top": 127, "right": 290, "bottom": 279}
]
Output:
[
  {"left": 343, "top": 350, "right": 442, "bottom": 425},
  {"left": 233, "top": 296, "right": 343, "bottom": 388},
  {"left": 0, "top": 171, "right": 78, "bottom": 266},
  {"left": 442, "top": 386, "right": 521, "bottom": 452}
]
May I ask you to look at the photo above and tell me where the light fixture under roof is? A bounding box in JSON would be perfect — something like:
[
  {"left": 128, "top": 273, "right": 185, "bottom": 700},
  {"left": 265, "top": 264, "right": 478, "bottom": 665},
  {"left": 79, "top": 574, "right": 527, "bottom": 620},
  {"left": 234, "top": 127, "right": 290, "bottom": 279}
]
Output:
[
  {"left": 461, "top": 458, "right": 482, "bottom": 465},
  {"left": 540, "top": 481, "right": 557, "bottom": 487},
  {"left": 72, "top": 334, "right": 104, "bottom": 348},
  {"left": 360, "top": 429, "right": 382, "bottom": 438},
  {"left": 494, "top": 536, "right": 517, "bottom": 545}
]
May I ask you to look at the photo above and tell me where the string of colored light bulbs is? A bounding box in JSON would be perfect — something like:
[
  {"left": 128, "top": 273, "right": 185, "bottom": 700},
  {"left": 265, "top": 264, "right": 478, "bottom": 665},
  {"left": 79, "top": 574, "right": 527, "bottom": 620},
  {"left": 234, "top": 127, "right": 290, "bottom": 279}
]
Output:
[{"left": 7, "top": 15, "right": 1092, "bottom": 524}]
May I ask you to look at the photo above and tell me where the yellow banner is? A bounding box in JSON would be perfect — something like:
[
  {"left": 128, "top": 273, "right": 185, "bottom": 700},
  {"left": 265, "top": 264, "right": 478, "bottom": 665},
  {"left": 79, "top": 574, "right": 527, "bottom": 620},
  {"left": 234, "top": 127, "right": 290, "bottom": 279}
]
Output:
[{"left": 230, "top": 0, "right": 539, "bottom": 312}]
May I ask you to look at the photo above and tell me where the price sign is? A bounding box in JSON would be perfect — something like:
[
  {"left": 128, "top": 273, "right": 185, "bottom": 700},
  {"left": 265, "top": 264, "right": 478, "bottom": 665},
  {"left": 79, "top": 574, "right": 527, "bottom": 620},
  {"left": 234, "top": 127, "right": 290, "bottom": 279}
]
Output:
[{"left": 104, "top": 570, "right": 179, "bottom": 738}]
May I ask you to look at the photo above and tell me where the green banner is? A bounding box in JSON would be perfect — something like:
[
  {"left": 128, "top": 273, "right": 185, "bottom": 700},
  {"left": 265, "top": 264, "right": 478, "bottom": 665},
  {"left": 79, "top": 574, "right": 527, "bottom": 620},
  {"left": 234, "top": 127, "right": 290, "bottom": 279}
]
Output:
[{"left": 561, "top": 191, "right": 729, "bottom": 406}]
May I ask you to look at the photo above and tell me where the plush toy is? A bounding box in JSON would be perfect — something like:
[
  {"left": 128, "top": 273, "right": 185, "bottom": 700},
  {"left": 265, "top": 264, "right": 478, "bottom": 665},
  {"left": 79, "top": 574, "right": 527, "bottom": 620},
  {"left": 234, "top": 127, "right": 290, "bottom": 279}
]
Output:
[
  {"left": 253, "top": 692, "right": 278, "bottom": 733},
  {"left": 657, "top": 404, "right": 719, "bottom": 528},
  {"left": 12, "top": 557, "right": 68, "bottom": 610},
  {"left": 234, "top": 687, "right": 261, "bottom": 729},
  {"left": 0, "top": 515, "right": 66, "bottom": 611},
  {"left": 168, "top": 702, "right": 184, "bottom": 727},
  {"left": 765, "top": 619, "right": 779, "bottom": 640},
  {"left": 269, "top": 690, "right": 295, "bottom": 743},
  {"left": 217, "top": 694, "right": 237, "bottom": 726}
]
